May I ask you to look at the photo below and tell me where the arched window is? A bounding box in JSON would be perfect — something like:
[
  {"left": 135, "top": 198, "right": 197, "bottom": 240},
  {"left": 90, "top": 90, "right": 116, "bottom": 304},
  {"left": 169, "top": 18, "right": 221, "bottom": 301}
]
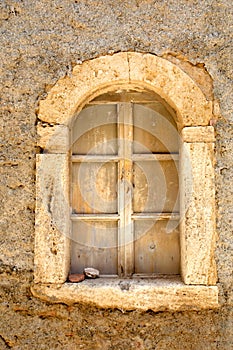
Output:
[
  {"left": 33, "top": 53, "right": 218, "bottom": 311},
  {"left": 70, "top": 90, "right": 180, "bottom": 277}
]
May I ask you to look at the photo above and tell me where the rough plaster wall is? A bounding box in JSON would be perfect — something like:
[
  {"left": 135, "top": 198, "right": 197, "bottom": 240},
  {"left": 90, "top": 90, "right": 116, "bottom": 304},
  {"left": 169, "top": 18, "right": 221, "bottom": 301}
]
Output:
[{"left": 0, "top": 0, "right": 232, "bottom": 349}]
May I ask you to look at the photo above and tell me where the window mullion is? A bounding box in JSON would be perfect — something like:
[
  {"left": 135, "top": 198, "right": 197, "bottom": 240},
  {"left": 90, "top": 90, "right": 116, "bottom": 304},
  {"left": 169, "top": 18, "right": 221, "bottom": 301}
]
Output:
[{"left": 117, "top": 103, "right": 134, "bottom": 277}]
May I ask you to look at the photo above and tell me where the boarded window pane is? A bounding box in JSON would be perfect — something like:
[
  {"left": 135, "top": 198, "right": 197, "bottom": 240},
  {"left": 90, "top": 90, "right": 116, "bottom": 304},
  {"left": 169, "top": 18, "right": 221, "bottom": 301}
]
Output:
[
  {"left": 72, "top": 162, "right": 118, "bottom": 214},
  {"left": 133, "top": 104, "right": 178, "bottom": 154},
  {"left": 134, "top": 220, "right": 180, "bottom": 274},
  {"left": 71, "top": 220, "right": 118, "bottom": 275},
  {"left": 133, "top": 160, "right": 179, "bottom": 213},
  {"left": 72, "top": 105, "right": 117, "bottom": 155}
]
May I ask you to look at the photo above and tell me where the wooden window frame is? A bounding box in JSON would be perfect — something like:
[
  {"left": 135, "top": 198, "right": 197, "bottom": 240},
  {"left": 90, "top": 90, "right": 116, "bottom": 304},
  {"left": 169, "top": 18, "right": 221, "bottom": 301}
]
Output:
[
  {"left": 70, "top": 98, "right": 180, "bottom": 277},
  {"left": 32, "top": 53, "right": 219, "bottom": 311}
]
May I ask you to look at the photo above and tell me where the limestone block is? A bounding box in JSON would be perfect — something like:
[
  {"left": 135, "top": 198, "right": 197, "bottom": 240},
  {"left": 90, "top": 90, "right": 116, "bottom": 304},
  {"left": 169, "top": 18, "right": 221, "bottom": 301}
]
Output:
[
  {"left": 38, "top": 52, "right": 129, "bottom": 125},
  {"left": 127, "top": 52, "right": 212, "bottom": 129},
  {"left": 37, "top": 123, "right": 70, "bottom": 153},
  {"left": 34, "top": 154, "right": 70, "bottom": 283},
  {"left": 180, "top": 142, "right": 217, "bottom": 285},
  {"left": 181, "top": 126, "right": 215, "bottom": 143},
  {"left": 31, "top": 278, "right": 219, "bottom": 311}
]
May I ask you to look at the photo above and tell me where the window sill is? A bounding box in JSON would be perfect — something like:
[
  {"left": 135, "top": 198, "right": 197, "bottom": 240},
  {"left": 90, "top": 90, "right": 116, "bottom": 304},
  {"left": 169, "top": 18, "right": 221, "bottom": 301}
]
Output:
[{"left": 31, "top": 277, "right": 219, "bottom": 312}]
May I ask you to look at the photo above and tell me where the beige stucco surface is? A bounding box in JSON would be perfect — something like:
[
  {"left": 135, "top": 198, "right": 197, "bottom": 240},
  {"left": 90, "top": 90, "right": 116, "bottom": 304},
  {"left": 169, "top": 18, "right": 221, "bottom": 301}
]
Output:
[{"left": 1, "top": 0, "right": 232, "bottom": 349}]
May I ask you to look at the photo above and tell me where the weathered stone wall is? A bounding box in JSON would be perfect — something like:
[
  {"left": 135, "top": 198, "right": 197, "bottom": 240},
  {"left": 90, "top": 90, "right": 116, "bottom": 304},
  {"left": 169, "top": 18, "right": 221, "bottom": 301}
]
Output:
[{"left": 0, "top": 0, "right": 232, "bottom": 349}]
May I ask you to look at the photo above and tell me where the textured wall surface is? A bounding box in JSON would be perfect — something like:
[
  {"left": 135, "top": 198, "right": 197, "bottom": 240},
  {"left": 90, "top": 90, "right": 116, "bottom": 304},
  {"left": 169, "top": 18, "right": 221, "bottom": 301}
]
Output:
[{"left": 0, "top": 0, "right": 232, "bottom": 349}]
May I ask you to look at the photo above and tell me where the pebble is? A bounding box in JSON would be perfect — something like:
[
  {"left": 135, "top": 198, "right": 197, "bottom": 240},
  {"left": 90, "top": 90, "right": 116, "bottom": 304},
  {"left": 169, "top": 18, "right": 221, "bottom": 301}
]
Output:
[
  {"left": 84, "top": 267, "right": 100, "bottom": 278},
  {"left": 68, "top": 273, "right": 85, "bottom": 283}
]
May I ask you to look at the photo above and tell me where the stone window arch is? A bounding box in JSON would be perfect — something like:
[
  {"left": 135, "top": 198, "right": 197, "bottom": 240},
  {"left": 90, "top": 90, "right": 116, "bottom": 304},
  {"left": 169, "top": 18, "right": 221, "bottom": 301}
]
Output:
[{"left": 32, "top": 53, "right": 218, "bottom": 311}]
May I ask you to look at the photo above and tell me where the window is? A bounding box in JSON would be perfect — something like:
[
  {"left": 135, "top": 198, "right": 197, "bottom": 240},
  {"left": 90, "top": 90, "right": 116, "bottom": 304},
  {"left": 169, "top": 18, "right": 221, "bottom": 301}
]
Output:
[
  {"left": 70, "top": 91, "right": 180, "bottom": 277},
  {"left": 32, "top": 52, "right": 218, "bottom": 311}
]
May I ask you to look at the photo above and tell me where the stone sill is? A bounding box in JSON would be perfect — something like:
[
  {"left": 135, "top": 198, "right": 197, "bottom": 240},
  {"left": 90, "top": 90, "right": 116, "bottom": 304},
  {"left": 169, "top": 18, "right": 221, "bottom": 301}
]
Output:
[{"left": 31, "top": 278, "right": 219, "bottom": 312}]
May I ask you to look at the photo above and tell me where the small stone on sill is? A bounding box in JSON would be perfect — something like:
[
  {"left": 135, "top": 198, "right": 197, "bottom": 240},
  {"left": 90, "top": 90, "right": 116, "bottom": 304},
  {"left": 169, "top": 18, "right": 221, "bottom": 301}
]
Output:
[
  {"left": 68, "top": 273, "right": 85, "bottom": 283},
  {"left": 84, "top": 267, "right": 100, "bottom": 279}
]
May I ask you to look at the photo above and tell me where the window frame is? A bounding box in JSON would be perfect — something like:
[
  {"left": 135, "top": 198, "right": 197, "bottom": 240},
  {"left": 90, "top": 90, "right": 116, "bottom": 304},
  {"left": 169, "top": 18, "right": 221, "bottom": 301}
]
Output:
[
  {"left": 32, "top": 52, "right": 218, "bottom": 311},
  {"left": 70, "top": 97, "right": 180, "bottom": 277}
]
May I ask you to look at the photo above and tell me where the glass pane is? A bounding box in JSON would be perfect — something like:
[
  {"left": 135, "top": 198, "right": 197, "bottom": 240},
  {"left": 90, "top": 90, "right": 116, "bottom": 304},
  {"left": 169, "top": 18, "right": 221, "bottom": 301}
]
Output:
[
  {"left": 133, "top": 160, "right": 179, "bottom": 213},
  {"left": 134, "top": 220, "right": 180, "bottom": 274},
  {"left": 72, "top": 162, "right": 118, "bottom": 214},
  {"left": 72, "top": 105, "right": 117, "bottom": 155},
  {"left": 133, "top": 103, "right": 178, "bottom": 154},
  {"left": 71, "top": 220, "right": 118, "bottom": 275}
]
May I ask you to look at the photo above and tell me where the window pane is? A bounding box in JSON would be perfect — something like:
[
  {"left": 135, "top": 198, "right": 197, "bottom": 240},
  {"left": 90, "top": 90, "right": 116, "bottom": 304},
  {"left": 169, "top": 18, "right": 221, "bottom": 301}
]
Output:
[
  {"left": 133, "top": 104, "right": 178, "bottom": 154},
  {"left": 134, "top": 220, "right": 180, "bottom": 274},
  {"left": 72, "top": 105, "right": 117, "bottom": 155},
  {"left": 72, "top": 162, "right": 118, "bottom": 214},
  {"left": 133, "top": 160, "right": 179, "bottom": 213},
  {"left": 71, "top": 220, "right": 118, "bottom": 275}
]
